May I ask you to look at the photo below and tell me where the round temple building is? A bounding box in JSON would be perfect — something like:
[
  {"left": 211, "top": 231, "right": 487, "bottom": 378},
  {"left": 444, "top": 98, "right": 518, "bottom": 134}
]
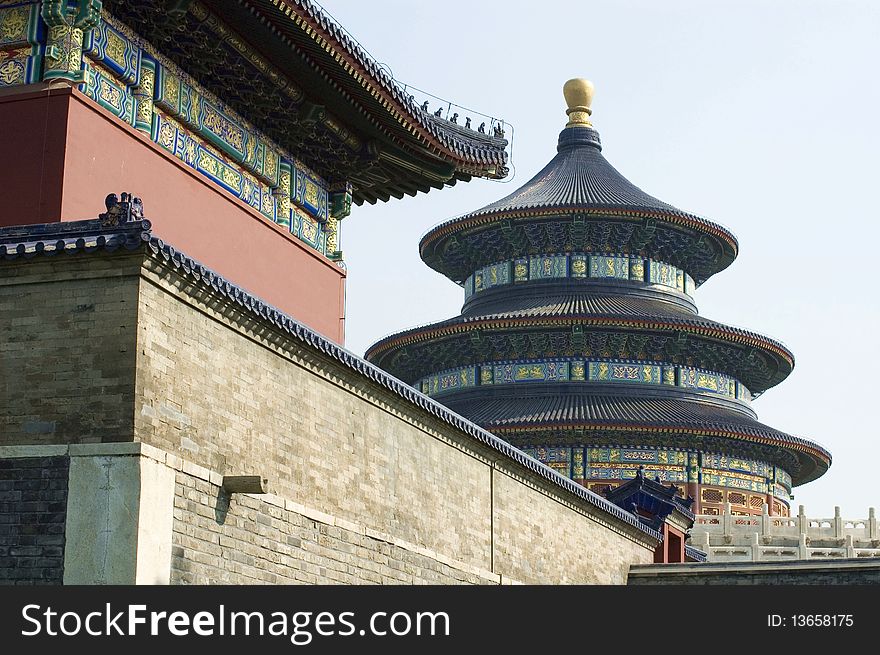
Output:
[{"left": 366, "top": 79, "right": 830, "bottom": 517}]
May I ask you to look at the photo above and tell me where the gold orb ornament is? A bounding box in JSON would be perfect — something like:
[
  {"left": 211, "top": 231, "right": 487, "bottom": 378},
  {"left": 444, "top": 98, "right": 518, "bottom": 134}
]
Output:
[{"left": 563, "top": 78, "right": 594, "bottom": 128}]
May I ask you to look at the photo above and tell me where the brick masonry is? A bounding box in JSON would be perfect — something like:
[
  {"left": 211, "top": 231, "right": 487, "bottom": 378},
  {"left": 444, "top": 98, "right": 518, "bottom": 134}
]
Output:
[
  {"left": 172, "top": 469, "right": 497, "bottom": 585},
  {"left": 0, "top": 255, "right": 141, "bottom": 445},
  {"left": 0, "top": 251, "right": 657, "bottom": 584},
  {"left": 0, "top": 456, "right": 68, "bottom": 585}
]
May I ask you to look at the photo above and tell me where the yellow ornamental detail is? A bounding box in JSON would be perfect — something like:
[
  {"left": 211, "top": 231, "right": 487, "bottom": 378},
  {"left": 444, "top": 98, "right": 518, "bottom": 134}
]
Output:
[
  {"left": 598, "top": 363, "right": 609, "bottom": 379},
  {"left": 225, "top": 124, "right": 244, "bottom": 152},
  {"left": 197, "top": 152, "right": 216, "bottom": 175},
  {"left": 697, "top": 373, "right": 718, "bottom": 390},
  {"left": 0, "top": 58, "right": 23, "bottom": 85},
  {"left": 158, "top": 122, "right": 175, "bottom": 150},
  {"left": 106, "top": 30, "right": 127, "bottom": 66},
  {"left": 643, "top": 366, "right": 654, "bottom": 382},
  {"left": 164, "top": 73, "right": 179, "bottom": 105},
  {"left": 140, "top": 70, "right": 154, "bottom": 95},
  {"left": 68, "top": 28, "right": 83, "bottom": 72},
  {"left": 606, "top": 259, "right": 615, "bottom": 276},
  {"left": 1, "top": 8, "right": 27, "bottom": 42},
  {"left": 301, "top": 218, "right": 317, "bottom": 240},
  {"left": 222, "top": 166, "right": 240, "bottom": 189},
  {"left": 265, "top": 151, "right": 278, "bottom": 178},
  {"left": 572, "top": 259, "right": 586, "bottom": 274},
  {"left": 99, "top": 79, "right": 122, "bottom": 109},
  {"left": 184, "top": 140, "right": 197, "bottom": 165},
  {"left": 261, "top": 191, "right": 273, "bottom": 216},
  {"left": 304, "top": 180, "right": 319, "bottom": 207},
  {"left": 136, "top": 96, "right": 151, "bottom": 124}
]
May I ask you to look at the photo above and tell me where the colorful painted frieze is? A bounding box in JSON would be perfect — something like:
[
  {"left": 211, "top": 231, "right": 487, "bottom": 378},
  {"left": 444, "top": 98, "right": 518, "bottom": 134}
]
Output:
[
  {"left": 679, "top": 367, "right": 737, "bottom": 399},
  {"left": 529, "top": 254, "right": 567, "bottom": 280},
  {"left": 294, "top": 167, "right": 328, "bottom": 221},
  {"left": 416, "top": 358, "right": 750, "bottom": 404},
  {"left": 587, "top": 447, "right": 687, "bottom": 466},
  {"left": 590, "top": 361, "right": 660, "bottom": 384},
  {"left": 523, "top": 446, "right": 572, "bottom": 479},
  {"left": 589, "top": 254, "right": 629, "bottom": 280},
  {"left": 772, "top": 483, "right": 791, "bottom": 500},
  {"left": 81, "top": 59, "right": 134, "bottom": 122},
  {"left": 84, "top": 19, "right": 139, "bottom": 85},
  {"left": 702, "top": 454, "right": 772, "bottom": 478},
  {"left": 421, "top": 366, "right": 478, "bottom": 396},
  {"left": 774, "top": 467, "right": 792, "bottom": 490},
  {"left": 513, "top": 257, "right": 529, "bottom": 283},
  {"left": 500, "top": 360, "right": 570, "bottom": 383},
  {"left": 649, "top": 260, "right": 676, "bottom": 287},
  {"left": 570, "top": 254, "right": 588, "bottom": 278},
  {"left": 0, "top": 1, "right": 43, "bottom": 87},
  {"left": 701, "top": 469, "right": 767, "bottom": 493},
  {"left": 585, "top": 462, "right": 687, "bottom": 483},
  {"left": 629, "top": 256, "right": 646, "bottom": 282},
  {"left": 463, "top": 252, "right": 695, "bottom": 301}
]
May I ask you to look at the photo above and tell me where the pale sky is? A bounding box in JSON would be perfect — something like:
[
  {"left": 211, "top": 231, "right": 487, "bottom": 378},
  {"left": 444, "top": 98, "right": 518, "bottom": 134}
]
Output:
[{"left": 320, "top": 0, "right": 880, "bottom": 518}]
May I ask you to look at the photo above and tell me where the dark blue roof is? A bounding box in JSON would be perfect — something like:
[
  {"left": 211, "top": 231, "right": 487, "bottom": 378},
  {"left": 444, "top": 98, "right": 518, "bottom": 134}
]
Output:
[
  {"left": 475, "top": 128, "right": 691, "bottom": 216},
  {"left": 439, "top": 386, "right": 831, "bottom": 485},
  {"left": 419, "top": 125, "right": 739, "bottom": 284}
]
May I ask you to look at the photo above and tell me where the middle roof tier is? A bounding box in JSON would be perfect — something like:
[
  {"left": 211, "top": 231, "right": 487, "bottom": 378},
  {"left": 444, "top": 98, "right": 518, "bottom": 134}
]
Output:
[{"left": 365, "top": 291, "right": 794, "bottom": 396}]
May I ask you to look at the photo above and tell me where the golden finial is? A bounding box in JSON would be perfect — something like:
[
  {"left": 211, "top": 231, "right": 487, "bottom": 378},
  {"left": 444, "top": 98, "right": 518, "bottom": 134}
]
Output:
[{"left": 563, "top": 78, "right": 594, "bottom": 128}]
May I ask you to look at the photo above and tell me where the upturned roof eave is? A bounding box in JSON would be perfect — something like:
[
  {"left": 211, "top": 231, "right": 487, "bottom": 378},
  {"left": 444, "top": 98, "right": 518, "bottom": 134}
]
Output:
[
  {"left": 238, "top": 0, "right": 509, "bottom": 177},
  {"left": 364, "top": 312, "right": 796, "bottom": 390}
]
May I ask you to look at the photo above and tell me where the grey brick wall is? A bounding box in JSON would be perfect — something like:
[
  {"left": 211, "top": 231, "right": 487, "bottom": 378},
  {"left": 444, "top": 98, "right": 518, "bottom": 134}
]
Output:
[
  {"left": 0, "top": 256, "right": 140, "bottom": 446},
  {"left": 0, "top": 456, "right": 68, "bottom": 585},
  {"left": 1, "top": 253, "right": 657, "bottom": 586},
  {"left": 171, "top": 471, "right": 497, "bottom": 585}
]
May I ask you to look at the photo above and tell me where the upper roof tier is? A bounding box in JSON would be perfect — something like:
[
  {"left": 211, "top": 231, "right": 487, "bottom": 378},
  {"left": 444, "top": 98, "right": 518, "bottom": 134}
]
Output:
[
  {"left": 104, "top": 0, "right": 508, "bottom": 204},
  {"left": 420, "top": 80, "right": 738, "bottom": 285}
]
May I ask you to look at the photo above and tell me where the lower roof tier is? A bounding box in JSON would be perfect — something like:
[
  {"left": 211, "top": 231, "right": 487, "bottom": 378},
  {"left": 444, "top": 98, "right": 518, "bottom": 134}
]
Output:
[
  {"left": 365, "top": 293, "right": 794, "bottom": 394},
  {"left": 436, "top": 385, "right": 830, "bottom": 486}
]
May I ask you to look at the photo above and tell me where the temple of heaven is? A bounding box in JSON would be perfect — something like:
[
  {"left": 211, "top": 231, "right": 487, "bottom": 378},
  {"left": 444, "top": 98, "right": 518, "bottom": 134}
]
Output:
[{"left": 366, "top": 79, "right": 830, "bottom": 516}]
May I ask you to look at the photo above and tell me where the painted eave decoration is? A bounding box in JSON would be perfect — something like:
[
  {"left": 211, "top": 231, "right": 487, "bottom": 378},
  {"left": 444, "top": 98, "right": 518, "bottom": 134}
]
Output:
[{"left": 103, "top": 0, "right": 509, "bottom": 205}]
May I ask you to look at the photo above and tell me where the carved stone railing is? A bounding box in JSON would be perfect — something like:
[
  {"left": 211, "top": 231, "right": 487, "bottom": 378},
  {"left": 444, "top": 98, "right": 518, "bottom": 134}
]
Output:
[{"left": 690, "top": 504, "right": 880, "bottom": 562}]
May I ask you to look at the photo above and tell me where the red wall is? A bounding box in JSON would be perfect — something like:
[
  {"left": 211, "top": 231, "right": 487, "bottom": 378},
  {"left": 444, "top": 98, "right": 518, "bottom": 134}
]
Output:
[{"left": 0, "top": 86, "right": 346, "bottom": 343}]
